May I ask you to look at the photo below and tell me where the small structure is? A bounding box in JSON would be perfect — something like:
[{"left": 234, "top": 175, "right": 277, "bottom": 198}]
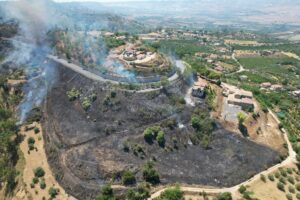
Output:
[
  {"left": 215, "top": 65, "right": 224, "bottom": 72},
  {"left": 260, "top": 82, "right": 272, "bottom": 89},
  {"left": 292, "top": 90, "right": 300, "bottom": 97},
  {"left": 271, "top": 84, "right": 283, "bottom": 91},
  {"left": 192, "top": 77, "right": 208, "bottom": 98},
  {"left": 239, "top": 75, "right": 248, "bottom": 81},
  {"left": 222, "top": 83, "right": 254, "bottom": 111}
]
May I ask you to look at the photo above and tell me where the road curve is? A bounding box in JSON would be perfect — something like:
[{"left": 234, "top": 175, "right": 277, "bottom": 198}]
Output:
[
  {"left": 149, "top": 109, "right": 296, "bottom": 199},
  {"left": 47, "top": 55, "right": 184, "bottom": 93}
]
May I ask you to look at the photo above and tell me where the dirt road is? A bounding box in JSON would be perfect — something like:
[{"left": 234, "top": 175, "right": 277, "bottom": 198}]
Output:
[{"left": 149, "top": 110, "right": 296, "bottom": 199}]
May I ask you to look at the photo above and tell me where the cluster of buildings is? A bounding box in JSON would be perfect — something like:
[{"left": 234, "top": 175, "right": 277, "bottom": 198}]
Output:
[
  {"left": 222, "top": 83, "right": 254, "bottom": 111},
  {"left": 260, "top": 82, "right": 283, "bottom": 91},
  {"left": 123, "top": 47, "right": 154, "bottom": 62}
]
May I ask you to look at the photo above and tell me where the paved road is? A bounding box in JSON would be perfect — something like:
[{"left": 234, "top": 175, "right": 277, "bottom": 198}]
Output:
[
  {"left": 149, "top": 109, "right": 296, "bottom": 199},
  {"left": 47, "top": 55, "right": 184, "bottom": 93}
]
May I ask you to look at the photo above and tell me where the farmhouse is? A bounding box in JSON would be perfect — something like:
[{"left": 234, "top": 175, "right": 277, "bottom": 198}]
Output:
[{"left": 222, "top": 83, "right": 254, "bottom": 110}]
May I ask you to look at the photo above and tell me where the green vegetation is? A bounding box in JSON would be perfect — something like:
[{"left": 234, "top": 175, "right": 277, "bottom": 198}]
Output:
[
  {"left": 104, "top": 36, "right": 125, "bottom": 49},
  {"left": 28, "top": 137, "right": 35, "bottom": 151},
  {"left": 191, "top": 108, "right": 214, "bottom": 148},
  {"left": 126, "top": 183, "right": 150, "bottom": 200},
  {"left": 48, "top": 187, "right": 59, "bottom": 198},
  {"left": 159, "top": 40, "right": 213, "bottom": 58},
  {"left": 215, "top": 192, "right": 232, "bottom": 200},
  {"left": 67, "top": 88, "right": 80, "bottom": 101},
  {"left": 155, "top": 186, "right": 183, "bottom": 200},
  {"left": 33, "top": 167, "right": 45, "bottom": 178},
  {"left": 34, "top": 127, "right": 40, "bottom": 134},
  {"left": 96, "top": 184, "right": 115, "bottom": 200},
  {"left": 122, "top": 170, "right": 136, "bottom": 185},
  {"left": 143, "top": 126, "right": 165, "bottom": 147},
  {"left": 142, "top": 161, "right": 160, "bottom": 185}
]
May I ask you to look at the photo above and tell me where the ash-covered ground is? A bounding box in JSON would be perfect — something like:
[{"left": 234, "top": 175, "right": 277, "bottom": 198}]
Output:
[{"left": 42, "top": 63, "right": 280, "bottom": 200}]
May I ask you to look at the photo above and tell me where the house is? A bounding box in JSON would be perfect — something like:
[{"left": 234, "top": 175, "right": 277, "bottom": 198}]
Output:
[
  {"left": 271, "top": 84, "right": 283, "bottom": 91},
  {"left": 239, "top": 75, "right": 248, "bottom": 81},
  {"left": 192, "top": 77, "right": 208, "bottom": 98},
  {"left": 222, "top": 83, "right": 254, "bottom": 111},
  {"left": 215, "top": 65, "right": 224, "bottom": 72}
]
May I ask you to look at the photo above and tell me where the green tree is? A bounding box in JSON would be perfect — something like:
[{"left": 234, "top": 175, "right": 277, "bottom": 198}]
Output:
[
  {"left": 122, "top": 171, "right": 136, "bottom": 185},
  {"left": 215, "top": 192, "right": 232, "bottom": 200},
  {"left": 33, "top": 167, "right": 45, "bottom": 178},
  {"left": 96, "top": 184, "right": 115, "bottom": 200},
  {"left": 157, "top": 186, "right": 183, "bottom": 200},
  {"left": 156, "top": 131, "right": 165, "bottom": 147},
  {"left": 143, "top": 161, "right": 160, "bottom": 185}
]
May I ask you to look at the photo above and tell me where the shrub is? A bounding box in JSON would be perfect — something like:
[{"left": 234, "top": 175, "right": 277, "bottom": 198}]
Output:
[
  {"left": 142, "top": 161, "right": 160, "bottom": 185},
  {"left": 279, "top": 177, "right": 286, "bottom": 185},
  {"left": 238, "top": 185, "right": 247, "bottom": 194},
  {"left": 27, "top": 137, "right": 35, "bottom": 145},
  {"left": 144, "top": 128, "right": 153, "bottom": 143},
  {"left": 156, "top": 131, "right": 165, "bottom": 147},
  {"left": 280, "top": 169, "right": 288, "bottom": 177},
  {"left": 33, "top": 167, "right": 45, "bottom": 178},
  {"left": 289, "top": 186, "right": 296, "bottom": 194},
  {"left": 275, "top": 172, "right": 281, "bottom": 178},
  {"left": 122, "top": 171, "right": 136, "bottom": 185},
  {"left": 32, "top": 177, "right": 39, "bottom": 184},
  {"left": 286, "top": 194, "right": 293, "bottom": 200},
  {"left": 34, "top": 127, "right": 40, "bottom": 134},
  {"left": 157, "top": 186, "right": 183, "bottom": 200},
  {"left": 48, "top": 187, "right": 58, "bottom": 198},
  {"left": 67, "top": 88, "right": 80, "bottom": 101},
  {"left": 215, "top": 192, "right": 232, "bottom": 200},
  {"left": 126, "top": 183, "right": 150, "bottom": 200},
  {"left": 277, "top": 182, "right": 285, "bottom": 191},
  {"left": 260, "top": 174, "right": 266, "bottom": 182},
  {"left": 296, "top": 183, "right": 300, "bottom": 191},
  {"left": 40, "top": 180, "right": 46, "bottom": 189},
  {"left": 96, "top": 184, "right": 115, "bottom": 200},
  {"left": 288, "top": 176, "right": 295, "bottom": 184},
  {"left": 296, "top": 193, "right": 300, "bottom": 200},
  {"left": 268, "top": 174, "right": 275, "bottom": 181},
  {"left": 287, "top": 168, "right": 293, "bottom": 174}
]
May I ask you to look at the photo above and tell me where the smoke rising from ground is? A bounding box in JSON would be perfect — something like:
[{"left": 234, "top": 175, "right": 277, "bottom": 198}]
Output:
[{"left": 3, "top": 0, "right": 60, "bottom": 123}]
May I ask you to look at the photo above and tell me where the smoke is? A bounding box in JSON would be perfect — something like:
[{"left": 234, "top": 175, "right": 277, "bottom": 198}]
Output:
[{"left": 2, "top": 0, "right": 60, "bottom": 123}]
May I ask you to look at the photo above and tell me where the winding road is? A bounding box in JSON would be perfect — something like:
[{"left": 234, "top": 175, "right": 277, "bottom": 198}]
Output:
[
  {"left": 149, "top": 109, "right": 296, "bottom": 199},
  {"left": 47, "top": 55, "right": 184, "bottom": 93}
]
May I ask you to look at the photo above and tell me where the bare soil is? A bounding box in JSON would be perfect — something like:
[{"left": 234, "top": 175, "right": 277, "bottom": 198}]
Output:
[{"left": 42, "top": 63, "right": 282, "bottom": 199}]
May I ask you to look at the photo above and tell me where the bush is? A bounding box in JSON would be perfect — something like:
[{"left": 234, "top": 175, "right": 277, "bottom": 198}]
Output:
[
  {"left": 142, "top": 161, "right": 160, "bottom": 185},
  {"left": 279, "top": 177, "right": 287, "bottom": 185},
  {"left": 268, "top": 174, "right": 275, "bottom": 181},
  {"left": 144, "top": 128, "right": 153, "bottom": 143},
  {"left": 122, "top": 171, "right": 136, "bottom": 185},
  {"left": 275, "top": 172, "right": 281, "bottom": 178},
  {"left": 286, "top": 194, "right": 293, "bottom": 200},
  {"left": 280, "top": 169, "right": 288, "bottom": 177},
  {"left": 33, "top": 167, "right": 45, "bottom": 178},
  {"left": 34, "top": 127, "right": 40, "bottom": 134},
  {"left": 126, "top": 183, "right": 150, "bottom": 200},
  {"left": 40, "top": 180, "right": 46, "bottom": 189},
  {"left": 48, "top": 187, "right": 58, "bottom": 198},
  {"left": 296, "top": 193, "right": 300, "bottom": 200},
  {"left": 27, "top": 137, "right": 35, "bottom": 145},
  {"left": 32, "top": 177, "right": 39, "bottom": 184},
  {"left": 156, "top": 131, "right": 165, "bottom": 147},
  {"left": 96, "top": 184, "right": 115, "bottom": 200},
  {"left": 157, "top": 186, "right": 183, "bottom": 200},
  {"left": 288, "top": 176, "right": 295, "bottom": 184},
  {"left": 287, "top": 168, "right": 293, "bottom": 174},
  {"left": 277, "top": 182, "right": 285, "bottom": 191},
  {"left": 215, "top": 192, "right": 232, "bottom": 200},
  {"left": 296, "top": 183, "right": 300, "bottom": 191},
  {"left": 238, "top": 185, "right": 247, "bottom": 194},
  {"left": 289, "top": 186, "right": 296, "bottom": 194},
  {"left": 67, "top": 88, "right": 80, "bottom": 101},
  {"left": 260, "top": 174, "right": 266, "bottom": 182}
]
